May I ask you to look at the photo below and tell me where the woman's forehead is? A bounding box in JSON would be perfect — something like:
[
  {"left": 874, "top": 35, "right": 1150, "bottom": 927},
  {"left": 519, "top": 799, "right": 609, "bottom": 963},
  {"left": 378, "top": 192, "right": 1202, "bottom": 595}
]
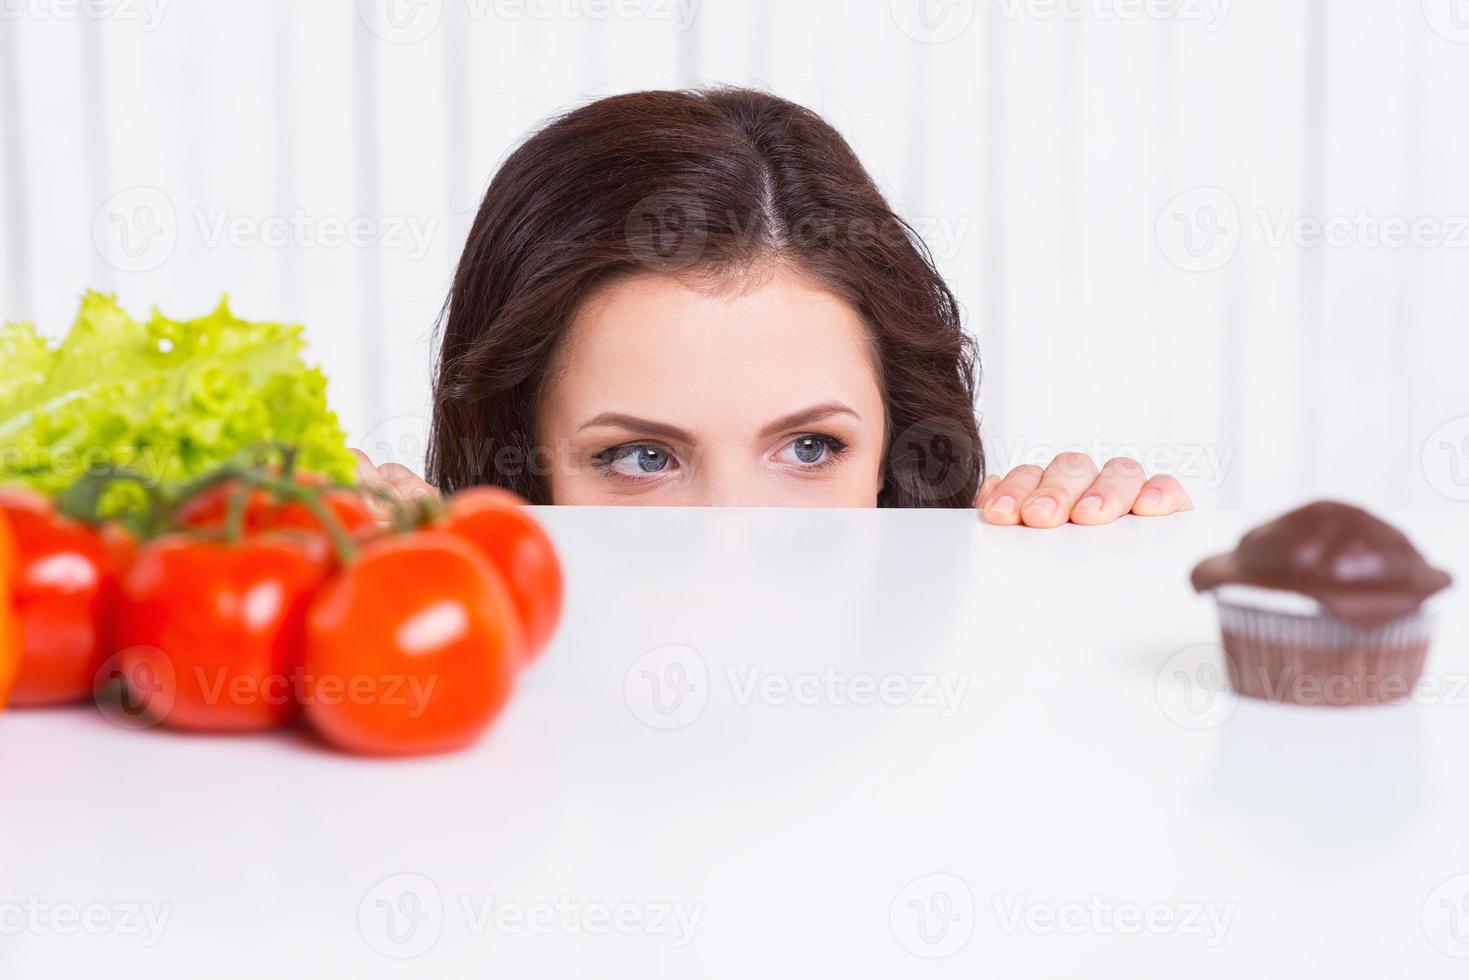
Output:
[{"left": 544, "top": 269, "right": 883, "bottom": 428}]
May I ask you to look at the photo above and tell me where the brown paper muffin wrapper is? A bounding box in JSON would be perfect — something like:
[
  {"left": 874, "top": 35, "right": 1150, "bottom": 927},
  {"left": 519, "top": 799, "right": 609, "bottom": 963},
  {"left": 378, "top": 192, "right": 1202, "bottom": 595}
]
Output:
[{"left": 1215, "top": 601, "right": 1432, "bottom": 707}]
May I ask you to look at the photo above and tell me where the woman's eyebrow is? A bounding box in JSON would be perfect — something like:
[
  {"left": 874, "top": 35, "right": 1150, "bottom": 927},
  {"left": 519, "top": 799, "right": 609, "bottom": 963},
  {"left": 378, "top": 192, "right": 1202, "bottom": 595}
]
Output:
[
  {"left": 577, "top": 403, "right": 860, "bottom": 442},
  {"left": 576, "top": 413, "right": 694, "bottom": 443},
  {"left": 757, "top": 402, "right": 861, "bottom": 439}
]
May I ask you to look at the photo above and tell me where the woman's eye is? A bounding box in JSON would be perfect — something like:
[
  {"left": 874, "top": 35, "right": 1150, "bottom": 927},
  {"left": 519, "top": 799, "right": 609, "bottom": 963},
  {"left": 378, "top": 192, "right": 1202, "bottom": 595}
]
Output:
[
  {"left": 777, "top": 434, "right": 847, "bottom": 468},
  {"left": 601, "top": 444, "right": 674, "bottom": 476}
]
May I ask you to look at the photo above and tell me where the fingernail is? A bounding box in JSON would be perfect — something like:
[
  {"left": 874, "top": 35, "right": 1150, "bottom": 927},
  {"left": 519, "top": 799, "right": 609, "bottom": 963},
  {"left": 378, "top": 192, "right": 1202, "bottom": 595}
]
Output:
[
  {"left": 411, "top": 487, "right": 431, "bottom": 499},
  {"left": 1079, "top": 494, "right": 1103, "bottom": 511},
  {"left": 1027, "top": 495, "right": 1057, "bottom": 516},
  {"left": 989, "top": 495, "right": 1016, "bottom": 517},
  {"left": 1140, "top": 487, "right": 1162, "bottom": 507}
]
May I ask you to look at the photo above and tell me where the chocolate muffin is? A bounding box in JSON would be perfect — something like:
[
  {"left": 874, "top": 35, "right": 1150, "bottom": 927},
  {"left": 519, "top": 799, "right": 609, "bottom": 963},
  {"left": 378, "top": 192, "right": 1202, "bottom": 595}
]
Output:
[{"left": 1191, "top": 501, "right": 1452, "bottom": 706}]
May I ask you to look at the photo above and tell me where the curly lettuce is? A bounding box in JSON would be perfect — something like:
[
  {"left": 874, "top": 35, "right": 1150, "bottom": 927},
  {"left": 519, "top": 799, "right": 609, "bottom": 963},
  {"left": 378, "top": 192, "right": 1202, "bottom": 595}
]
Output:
[{"left": 0, "top": 292, "right": 355, "bottom": 513}]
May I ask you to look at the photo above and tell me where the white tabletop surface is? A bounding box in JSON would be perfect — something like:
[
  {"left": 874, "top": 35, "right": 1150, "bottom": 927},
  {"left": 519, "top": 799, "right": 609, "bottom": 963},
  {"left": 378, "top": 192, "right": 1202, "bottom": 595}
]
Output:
[{"left": 2, "top": 505, "right": 1467, "bottom": 978}]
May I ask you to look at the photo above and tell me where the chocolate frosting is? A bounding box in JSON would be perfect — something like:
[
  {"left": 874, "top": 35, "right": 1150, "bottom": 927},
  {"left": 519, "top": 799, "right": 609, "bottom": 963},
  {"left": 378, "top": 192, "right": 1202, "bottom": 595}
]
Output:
[{"left": 1191, "top": 501, "right": 1452, "bottom": 629}]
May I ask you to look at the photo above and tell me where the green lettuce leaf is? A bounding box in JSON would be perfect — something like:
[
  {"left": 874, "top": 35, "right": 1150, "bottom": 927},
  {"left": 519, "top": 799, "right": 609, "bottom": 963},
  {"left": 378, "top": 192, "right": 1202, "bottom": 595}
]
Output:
[{"left": 0, "top": 292, "right": 355, "bottom": 514}]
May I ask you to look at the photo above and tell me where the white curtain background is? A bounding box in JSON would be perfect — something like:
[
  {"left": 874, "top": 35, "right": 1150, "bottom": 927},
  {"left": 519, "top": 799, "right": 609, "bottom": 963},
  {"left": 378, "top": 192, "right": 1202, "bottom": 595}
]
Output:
[{"left": 3, "top": 0, "right": 1468, "bottom": 513}]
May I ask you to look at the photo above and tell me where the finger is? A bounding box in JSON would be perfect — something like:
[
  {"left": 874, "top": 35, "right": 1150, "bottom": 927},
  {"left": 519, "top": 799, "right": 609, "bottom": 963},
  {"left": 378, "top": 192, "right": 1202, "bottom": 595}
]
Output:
[
  {"left": 376, "top": 463, "right": 439, "bottom": 502},
  {"left": 980, "top": 465, "right": 1043, "bottom": 525},
  {"left": 975, "top": 474, "right": 1000, "bottom": 509},
  {"left": 1021, "top": 452, "right": 1099, "bottom": 528},
  {"left": 352, "top": 449, "right": 384, "bottom": 486},
  {"left": 1070, "top": 457, "right": 1147, "bottom": 525},
  {"left": 1131, "top": 474, "right": 1192, "bottom": 516}
]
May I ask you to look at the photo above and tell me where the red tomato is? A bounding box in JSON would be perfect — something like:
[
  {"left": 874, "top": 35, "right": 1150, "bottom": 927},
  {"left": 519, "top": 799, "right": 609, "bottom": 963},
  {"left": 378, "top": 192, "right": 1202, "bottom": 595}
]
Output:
[
  {"left": 112, "top": 534, "right": 326, "bottom": 731},
  {"left": 0, "top": 508, "right": 19, "bottom": 707},
  {"left": 439, "top": 487, "right": 563, "bottom": 665},
  {"left": 0, "top": 488, "right": 120, "bottom": 706},
  {"left": 258, "top": 492, "right": 377, "bottom": 536},
  {"left": 302, "top": 532, "right": 519, "bottom": 756},
  {"left": 175, "top": 476, "right": 377, "bottom": 537}
]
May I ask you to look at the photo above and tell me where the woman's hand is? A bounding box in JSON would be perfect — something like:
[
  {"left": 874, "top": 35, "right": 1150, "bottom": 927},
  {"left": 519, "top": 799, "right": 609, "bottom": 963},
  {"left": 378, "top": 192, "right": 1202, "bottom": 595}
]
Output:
[
  {"left": 352, "top": 450, "right": 439, "bottom": 511},
  {"left": 976, "top": 454, "right": 1191, "bottom": 528}
]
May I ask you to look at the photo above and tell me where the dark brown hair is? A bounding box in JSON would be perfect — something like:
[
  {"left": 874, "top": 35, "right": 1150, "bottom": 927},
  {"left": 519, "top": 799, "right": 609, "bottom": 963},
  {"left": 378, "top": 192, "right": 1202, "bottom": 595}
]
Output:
[{"left": 429, "top": 87, "right": 983, "bottom": 507}]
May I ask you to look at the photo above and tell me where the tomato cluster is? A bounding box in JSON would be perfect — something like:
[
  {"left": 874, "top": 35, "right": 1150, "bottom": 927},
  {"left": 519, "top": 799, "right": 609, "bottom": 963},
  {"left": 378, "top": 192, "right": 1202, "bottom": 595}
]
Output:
[{"left": 0, "top": 468, "right": 562, "bottom": 756}]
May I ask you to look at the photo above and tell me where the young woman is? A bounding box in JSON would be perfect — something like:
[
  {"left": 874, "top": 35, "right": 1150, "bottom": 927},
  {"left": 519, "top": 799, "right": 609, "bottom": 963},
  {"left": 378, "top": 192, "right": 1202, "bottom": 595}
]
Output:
[{"left": 357, "top": 87, "right": 1190, "bottom": 527}]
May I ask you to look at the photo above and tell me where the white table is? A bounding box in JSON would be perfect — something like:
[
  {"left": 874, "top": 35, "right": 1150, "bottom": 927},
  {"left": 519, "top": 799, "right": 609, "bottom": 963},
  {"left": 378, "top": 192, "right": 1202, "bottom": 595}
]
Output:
[{"left": 3, "top": 506, "right": 1467, "bottom": 978}]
